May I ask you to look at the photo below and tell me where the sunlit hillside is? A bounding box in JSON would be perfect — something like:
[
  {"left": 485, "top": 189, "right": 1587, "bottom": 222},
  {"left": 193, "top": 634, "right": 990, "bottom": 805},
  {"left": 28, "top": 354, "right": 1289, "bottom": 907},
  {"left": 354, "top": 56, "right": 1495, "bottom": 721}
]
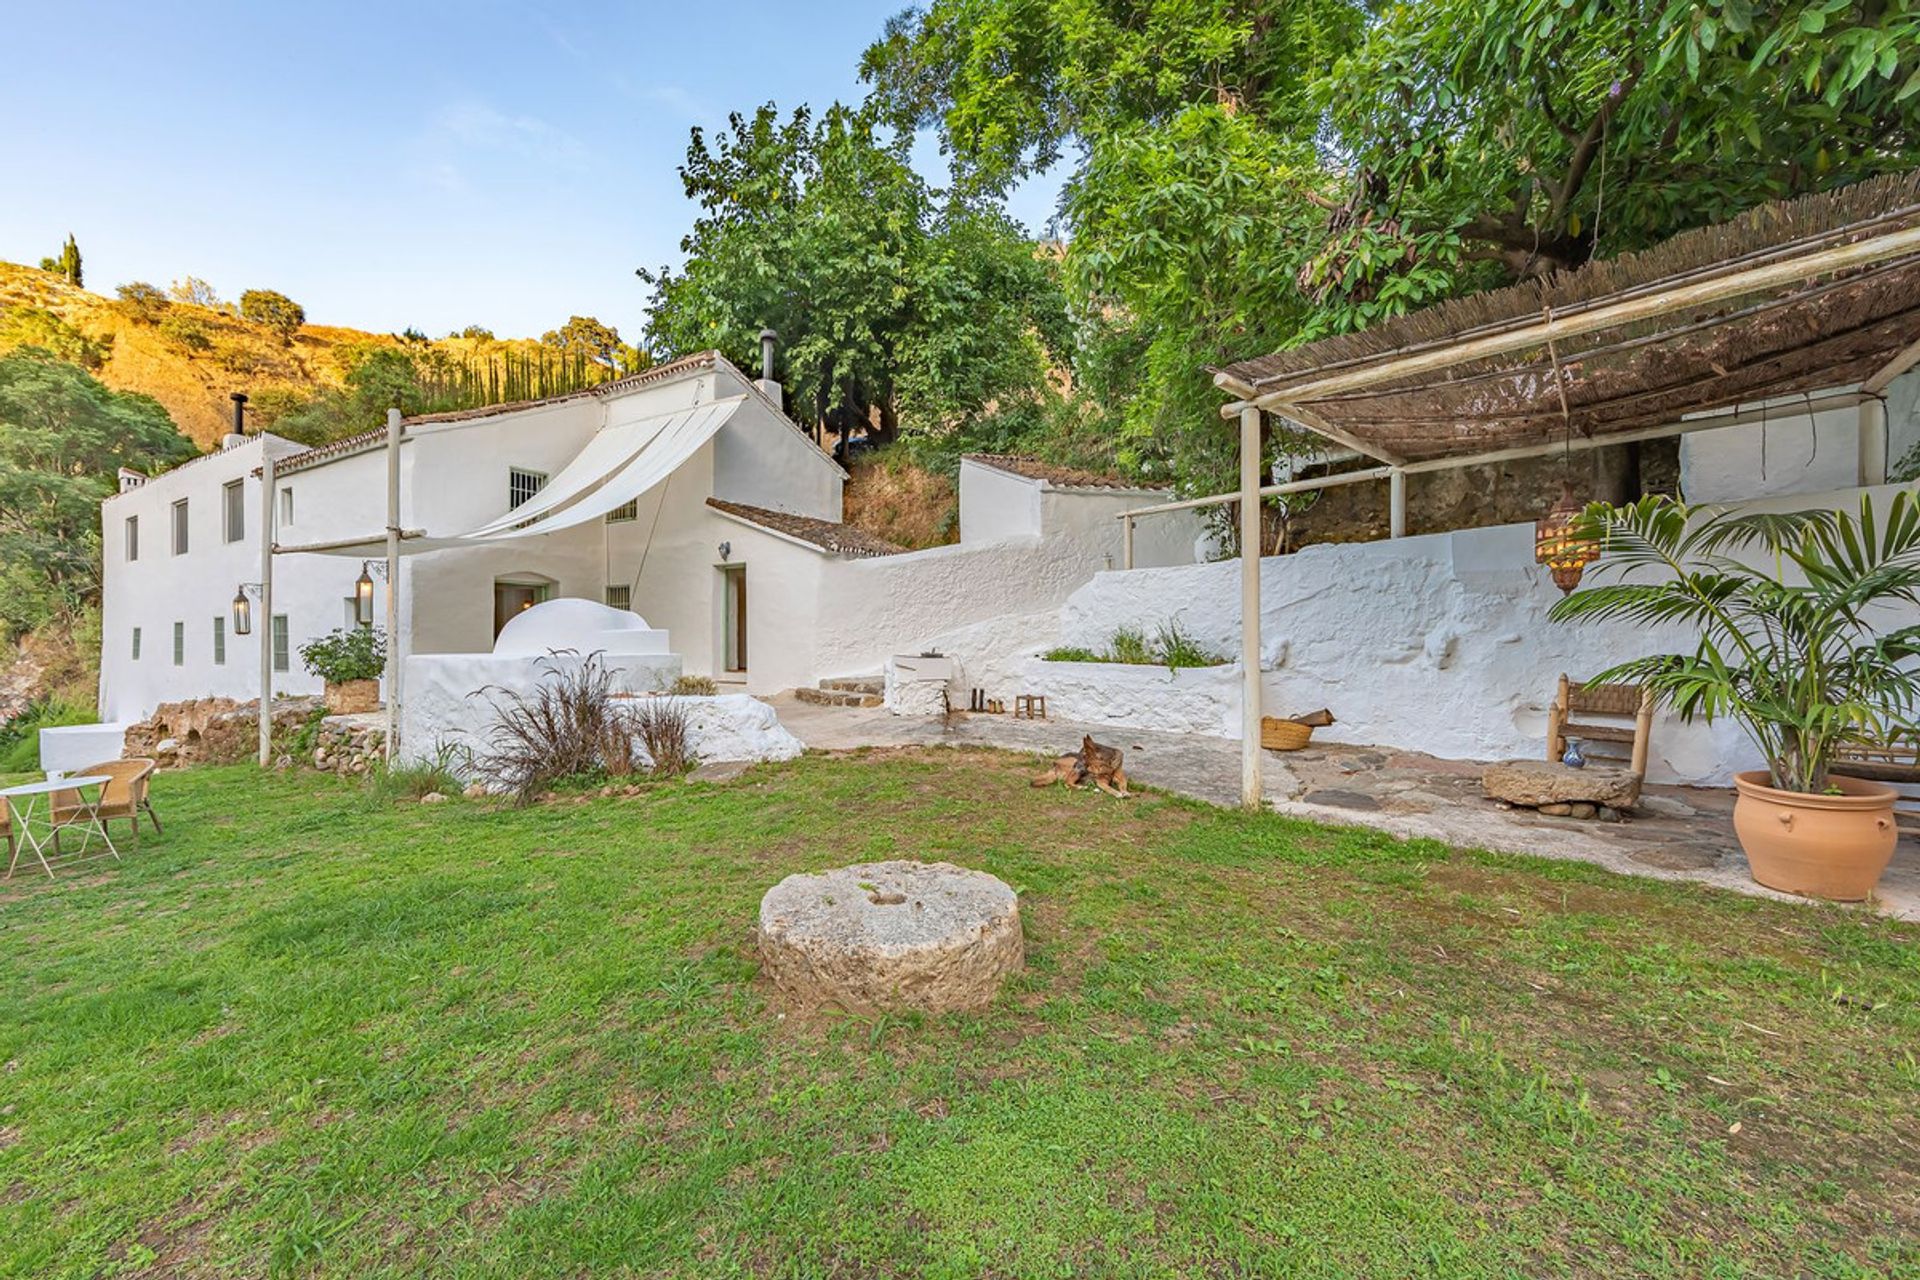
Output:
[{"left": 0, "top": 261, "right": 597, "bottom": 448}]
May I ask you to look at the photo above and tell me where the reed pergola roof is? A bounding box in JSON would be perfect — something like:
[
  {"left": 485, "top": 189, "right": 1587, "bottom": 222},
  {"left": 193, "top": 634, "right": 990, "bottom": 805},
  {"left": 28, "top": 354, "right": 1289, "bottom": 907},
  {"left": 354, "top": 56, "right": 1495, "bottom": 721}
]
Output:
[{"left": 1213, "top": 172, "right": 1920, "bottom": 466}]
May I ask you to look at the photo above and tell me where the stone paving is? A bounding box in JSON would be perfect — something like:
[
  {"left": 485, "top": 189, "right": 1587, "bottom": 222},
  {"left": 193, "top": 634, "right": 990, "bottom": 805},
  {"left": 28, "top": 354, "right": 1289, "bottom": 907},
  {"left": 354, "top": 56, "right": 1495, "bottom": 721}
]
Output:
[{"left": 768, "top": 694, "right": 1920, "bottom": 922}]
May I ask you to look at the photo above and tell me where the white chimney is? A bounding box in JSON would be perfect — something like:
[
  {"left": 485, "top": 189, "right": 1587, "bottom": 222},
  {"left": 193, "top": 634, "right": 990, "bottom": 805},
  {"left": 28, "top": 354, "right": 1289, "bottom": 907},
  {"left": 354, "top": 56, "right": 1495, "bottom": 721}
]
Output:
[
  {"left": 755, "top": 326, "right": 783, "bottom": 411},
  {"left": 117, "top": 467, "right": 146, "bottom": 493}
]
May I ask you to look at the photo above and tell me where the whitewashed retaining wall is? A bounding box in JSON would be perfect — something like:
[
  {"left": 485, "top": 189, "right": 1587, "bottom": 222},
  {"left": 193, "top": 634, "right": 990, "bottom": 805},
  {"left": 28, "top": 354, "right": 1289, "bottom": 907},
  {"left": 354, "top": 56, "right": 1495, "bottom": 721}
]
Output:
[
  {"left": 1051, "top": 482, "right": 1917, "bottom": 787},
  {"left": 400, "top": 651, "right": 681, "bottom": 764},
  {"left": 1023, "top": 659, "right": 1240, "bottom": 736}
]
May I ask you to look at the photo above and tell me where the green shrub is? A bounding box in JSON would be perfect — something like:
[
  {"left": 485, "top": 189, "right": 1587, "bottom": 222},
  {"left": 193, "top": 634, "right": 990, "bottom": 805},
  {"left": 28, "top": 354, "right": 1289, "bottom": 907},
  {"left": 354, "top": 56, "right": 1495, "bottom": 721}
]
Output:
[
  {"left": 1156, "top": 621, "right": 1227, "bottom": 669},
  {"left": 1108, "top": 627, "right": 1154, "bottom": 665},
  {"left": 299, "top": 627, "right": 386, "bottom": 684},
  {"left": 669, "top": 674, "right": 718, "bottom": 696},
  {"left": 1041, "top": 646, "right": 1102, "bottom": 663},
  {"left": 0, "top": 697, "right": 96, "bottom": 774},
  {"left": 158, "top": 312, "right": 213, "bottom": 353}
]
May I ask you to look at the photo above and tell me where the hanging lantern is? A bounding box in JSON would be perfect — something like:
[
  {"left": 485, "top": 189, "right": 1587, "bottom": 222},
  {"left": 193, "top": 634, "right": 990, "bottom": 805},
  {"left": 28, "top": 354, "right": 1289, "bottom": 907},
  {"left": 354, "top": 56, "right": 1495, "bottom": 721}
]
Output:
[
  {"left": 355, "top": 563, "right": 377, "bottom": 626},
  {"left": 231, "top": 587, "right": 253, "bottom": 636},
  {"left": 1534, "top": 484, "right": 1599, "bottom": 594}
]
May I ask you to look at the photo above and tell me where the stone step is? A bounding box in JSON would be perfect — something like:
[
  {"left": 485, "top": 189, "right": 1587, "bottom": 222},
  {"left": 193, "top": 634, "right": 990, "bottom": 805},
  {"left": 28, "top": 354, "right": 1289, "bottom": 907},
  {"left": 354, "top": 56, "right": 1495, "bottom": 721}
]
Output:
[
  {"left": 819, "top": 676, "right": 884, "bottom": 695},
  {"left": 794, "top": 686, "right": 882, "bottom": 708}
]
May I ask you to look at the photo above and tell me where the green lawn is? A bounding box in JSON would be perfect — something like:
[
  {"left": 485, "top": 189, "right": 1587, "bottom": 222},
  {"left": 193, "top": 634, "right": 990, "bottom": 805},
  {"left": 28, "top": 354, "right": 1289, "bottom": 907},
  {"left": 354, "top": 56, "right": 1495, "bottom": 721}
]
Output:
[{"left": 1, "top": 750, "right": 1916, "bottom": 1278}]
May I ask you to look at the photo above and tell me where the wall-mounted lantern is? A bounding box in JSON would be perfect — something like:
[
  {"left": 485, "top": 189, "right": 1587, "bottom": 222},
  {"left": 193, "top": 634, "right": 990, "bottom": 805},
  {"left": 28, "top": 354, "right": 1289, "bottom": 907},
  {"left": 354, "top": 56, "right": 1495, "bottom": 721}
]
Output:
[{"left": 231, "top": 583, "right": 262, "bottom": 635}]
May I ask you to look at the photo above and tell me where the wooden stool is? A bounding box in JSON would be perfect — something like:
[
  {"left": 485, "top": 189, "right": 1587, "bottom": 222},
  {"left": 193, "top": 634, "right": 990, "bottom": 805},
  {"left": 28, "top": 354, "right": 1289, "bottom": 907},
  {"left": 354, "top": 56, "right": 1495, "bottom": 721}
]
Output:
[{"left": 1014, "top": 695, "right": 1047, "bottom": 720}]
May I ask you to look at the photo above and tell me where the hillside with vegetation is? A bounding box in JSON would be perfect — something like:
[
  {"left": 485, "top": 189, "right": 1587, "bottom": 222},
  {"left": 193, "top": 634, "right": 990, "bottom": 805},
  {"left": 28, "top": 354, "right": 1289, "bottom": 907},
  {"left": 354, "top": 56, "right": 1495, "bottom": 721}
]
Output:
[{"left": 0, "top": 260, "right": 640, "bottom": 449}]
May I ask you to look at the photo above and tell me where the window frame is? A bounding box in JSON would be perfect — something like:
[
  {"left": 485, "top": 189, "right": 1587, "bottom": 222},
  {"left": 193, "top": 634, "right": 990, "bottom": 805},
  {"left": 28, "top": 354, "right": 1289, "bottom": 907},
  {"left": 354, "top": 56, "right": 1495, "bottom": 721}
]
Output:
[
  {"left": 171, "top": 498, "right": 189, "bottom": 555},
  {"left": 172, "top": 620, "right": 184, "bottom": 667},
  {"left": 125, "top": 514, "right": 139, "bottom": 562},
  {"left": 212, "top": 615, "right": 226, "bottom": 665},
  {"left": 604, "top": 584, "right": 632, "bottom": 610},
  {"left": 271, "top": 614, "right": 290, "bottom": 673},
  {"left": 131, "top": 627, "right": 142, "bottom": 661},
  {"left": 508, "top": 467, "right": 548, "bottom": 510},
  {"left": 223, "top": 479, "right": 245, "bottom": 543},
  {"left": 279, "top": 486, "right": 294, "bottom": 528}
]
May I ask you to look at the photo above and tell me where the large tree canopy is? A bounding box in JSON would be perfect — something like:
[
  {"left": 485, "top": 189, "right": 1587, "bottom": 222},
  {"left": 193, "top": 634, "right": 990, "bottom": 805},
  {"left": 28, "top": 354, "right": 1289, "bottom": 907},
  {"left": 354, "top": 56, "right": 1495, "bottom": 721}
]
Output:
[
  {"left": 0, "top": 348, "right": 195, "bottom": 635},
  {"left": 642, "top": 103, "right": 1068, "bottom": 448},
  {"left": 863, "top": 0, "right": 1920, "bottom": 491}
]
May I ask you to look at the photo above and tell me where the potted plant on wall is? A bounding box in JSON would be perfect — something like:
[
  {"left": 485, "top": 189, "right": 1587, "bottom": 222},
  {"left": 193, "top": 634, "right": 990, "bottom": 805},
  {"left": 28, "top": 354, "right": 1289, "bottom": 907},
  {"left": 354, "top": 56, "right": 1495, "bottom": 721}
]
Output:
[
  {"left": 1550, "top": 490, "right": 1919, "bottom": 901},
  {"left": 300, "top": 627, "right": 387, "bottom": 716}
]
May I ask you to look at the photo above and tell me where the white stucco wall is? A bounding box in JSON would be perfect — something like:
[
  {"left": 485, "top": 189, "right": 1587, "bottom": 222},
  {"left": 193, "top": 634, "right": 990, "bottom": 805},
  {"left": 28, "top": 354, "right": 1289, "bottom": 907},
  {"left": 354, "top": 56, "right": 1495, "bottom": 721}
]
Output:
[
  {"left": 1680, "top": 369, "right": 1920, "bottom": 501},
  {"left": 97, "top": 434, "right": 307, "bottom": 722},
  {"left": 958, "top": 461, "right": 1044, "bottom": 540},
  {"left": 711, "top": 365, "right": 845, "bottom": 521},
  {"left": 1050, "top": 482, "right": 1917, "bottom": 786}
]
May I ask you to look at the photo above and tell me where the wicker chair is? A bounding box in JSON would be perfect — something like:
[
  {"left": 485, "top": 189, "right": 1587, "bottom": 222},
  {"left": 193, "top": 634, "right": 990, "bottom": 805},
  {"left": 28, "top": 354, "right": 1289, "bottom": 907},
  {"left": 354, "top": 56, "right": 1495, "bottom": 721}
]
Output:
[
  {"left": 1545, "top": 674, "right": 1655, "bottom": 778},
  {"left": 1, "top": 797, "right": 14, "bottom": 868},
  {"left": 49, "top": 759, "right": 160, "bottom": 850}
]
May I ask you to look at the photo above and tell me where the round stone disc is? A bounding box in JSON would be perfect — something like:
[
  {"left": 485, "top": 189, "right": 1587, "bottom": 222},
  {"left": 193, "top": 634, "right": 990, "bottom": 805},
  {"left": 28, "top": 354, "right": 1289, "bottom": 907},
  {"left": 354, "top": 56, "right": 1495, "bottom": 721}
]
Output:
[{"left": 758, "top": 860, "right": 1023, "bottom": 1014}]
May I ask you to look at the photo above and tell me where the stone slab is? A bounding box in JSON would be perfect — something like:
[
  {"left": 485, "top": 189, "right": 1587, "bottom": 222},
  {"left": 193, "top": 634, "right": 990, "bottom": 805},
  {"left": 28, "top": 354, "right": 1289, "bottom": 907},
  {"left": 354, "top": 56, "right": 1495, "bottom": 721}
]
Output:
[
  {"left": 758, "top": 860, "right": 1022, "bottom": 1014},
  {"left": 1483, "top": 759, "right": 1641, "bottom": 810}
]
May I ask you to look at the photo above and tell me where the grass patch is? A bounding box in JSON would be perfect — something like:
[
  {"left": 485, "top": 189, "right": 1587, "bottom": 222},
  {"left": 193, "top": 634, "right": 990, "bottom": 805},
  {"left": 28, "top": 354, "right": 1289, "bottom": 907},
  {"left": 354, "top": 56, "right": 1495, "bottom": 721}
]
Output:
[{"left": 0, "top": 749, "right": 1914, "bottom": 1276}]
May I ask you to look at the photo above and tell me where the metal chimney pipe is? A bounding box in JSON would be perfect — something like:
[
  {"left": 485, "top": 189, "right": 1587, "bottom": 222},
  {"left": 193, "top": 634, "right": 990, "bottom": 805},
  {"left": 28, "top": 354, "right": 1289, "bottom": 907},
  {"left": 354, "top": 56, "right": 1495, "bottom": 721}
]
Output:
[
  {"left": 230, "top": 391, "right": 248, "bottom": 435},
  {"left": 759, "top": 328, "right": 778, "bottom": 381}
]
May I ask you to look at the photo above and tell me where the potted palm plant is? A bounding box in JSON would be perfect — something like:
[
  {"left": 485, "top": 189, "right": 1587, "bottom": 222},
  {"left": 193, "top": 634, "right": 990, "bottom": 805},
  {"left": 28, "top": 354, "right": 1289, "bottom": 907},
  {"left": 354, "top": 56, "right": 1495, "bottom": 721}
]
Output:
[
  {"left": 1550, "top": 490, "right": 1919, "bottom": 901},
  {"left": 300, "top": 627, "right": 387, "bottom": 716}
]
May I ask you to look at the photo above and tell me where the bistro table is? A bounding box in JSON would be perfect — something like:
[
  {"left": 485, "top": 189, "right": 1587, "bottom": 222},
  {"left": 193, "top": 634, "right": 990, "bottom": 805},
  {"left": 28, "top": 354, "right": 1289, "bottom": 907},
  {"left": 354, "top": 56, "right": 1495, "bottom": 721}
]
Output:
[{"left": 3, "top": 775, "right": 120, "bottom": 880}]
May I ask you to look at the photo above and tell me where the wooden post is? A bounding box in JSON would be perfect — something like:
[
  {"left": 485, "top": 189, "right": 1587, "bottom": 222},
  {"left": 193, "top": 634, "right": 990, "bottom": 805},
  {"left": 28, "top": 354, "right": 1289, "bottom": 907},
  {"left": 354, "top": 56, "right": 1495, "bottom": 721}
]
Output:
[
  {"left": 384, "top": 408, "right": 402, "bottom": 763},
  {"left": 1122, "top": 515, "right": 1135, "bottom": 570},
  {"left": 1859, "top": 397, "right": 1888, "bottom": 487},
  {"left": 257, "top": 453, "right": 275, "bottom": 769},
  {"left": 1239, "top": 404, "right": 1263, "bottom": 812},
  {"left": 1388, "top": 469, "right": 1407, "bottom": 539}
]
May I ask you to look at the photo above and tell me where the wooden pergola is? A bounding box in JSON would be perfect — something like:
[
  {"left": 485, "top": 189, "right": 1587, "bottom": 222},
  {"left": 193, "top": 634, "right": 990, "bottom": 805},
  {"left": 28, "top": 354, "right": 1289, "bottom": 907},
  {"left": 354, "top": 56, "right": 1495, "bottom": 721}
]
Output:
[{"left": 1193, "top": 172, "right": 1920, "bottom": 809}]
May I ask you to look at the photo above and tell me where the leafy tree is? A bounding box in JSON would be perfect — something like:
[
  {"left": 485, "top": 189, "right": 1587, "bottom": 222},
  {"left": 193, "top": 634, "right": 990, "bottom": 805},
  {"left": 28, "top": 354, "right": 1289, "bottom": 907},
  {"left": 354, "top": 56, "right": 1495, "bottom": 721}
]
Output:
[
  {"left": 458, "top": 325, "right": 495, "bottom": 342},
  {"left": 864, "top": 0, "right": 1920, "bottom": 495},
  {"left": 37, "top": 234, "right": 82, "bottom": 286},
  {"left": 643, "top": 102, "right": 1066, "bottom": 446},
  {"left": 239, "top": 288, "right": 306, "bottom": 342},
  {"left": 168, "top": 277, "right": 222, "bottom": 308},
  {"left": 0, "top": 349, "right": 195, "bottom": 636},
  {"left": 115, "top": 282, "right": 170, "bottom": 325},
  {"left": 542, "top": 316, "right": 636, "bottom": 374}
]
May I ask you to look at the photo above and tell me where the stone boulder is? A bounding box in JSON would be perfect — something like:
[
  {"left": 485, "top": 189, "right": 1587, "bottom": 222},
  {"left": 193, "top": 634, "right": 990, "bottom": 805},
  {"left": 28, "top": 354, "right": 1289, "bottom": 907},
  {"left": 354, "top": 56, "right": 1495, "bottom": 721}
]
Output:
[
  {"left": 759, "top": 860, "right": 1023, "bottom": 1014},
  {"left": 1483, "top": 759, "right": 1641, "bottom": 812}
]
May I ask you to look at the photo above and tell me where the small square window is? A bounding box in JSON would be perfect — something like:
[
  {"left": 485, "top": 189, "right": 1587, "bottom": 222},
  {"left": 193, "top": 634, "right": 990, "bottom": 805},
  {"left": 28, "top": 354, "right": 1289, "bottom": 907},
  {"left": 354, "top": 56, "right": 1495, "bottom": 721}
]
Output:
[
  {"left": 508, "top": 468, "right": 547, "bottom": 510},
  {"left": 125, "top": 515, "right": 139, "bottom": 561},
  {"left": 606, "top": 499, "right": 638, "bottom": 523},
  {"left": 212, "top": 616, "right": 226, "bottom": 665},
  {"left": 604, "top": 584, "right": 632, "bottom": 610},
  {"left": 171, "top": 499, "right": 189, "bottom": 555},
  {"left": 271, "top": 615, "right": 290, "bottom": 673},
  {"left": 131, "top": 627, "right": 142, "bottom": 660},
  {"left": 223, "top": 479, "right": 245, "bottom": 542},
  {"left": 172, "top": 621, "right": 184, "bottom": 667}
]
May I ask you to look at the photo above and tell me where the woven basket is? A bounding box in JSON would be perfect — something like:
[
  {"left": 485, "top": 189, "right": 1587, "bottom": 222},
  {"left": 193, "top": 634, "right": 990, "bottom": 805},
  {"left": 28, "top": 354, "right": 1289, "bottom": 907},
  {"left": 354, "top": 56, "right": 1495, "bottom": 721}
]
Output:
[{"left": 1261, "top": 717, "right": 1314, "bottom": 751}]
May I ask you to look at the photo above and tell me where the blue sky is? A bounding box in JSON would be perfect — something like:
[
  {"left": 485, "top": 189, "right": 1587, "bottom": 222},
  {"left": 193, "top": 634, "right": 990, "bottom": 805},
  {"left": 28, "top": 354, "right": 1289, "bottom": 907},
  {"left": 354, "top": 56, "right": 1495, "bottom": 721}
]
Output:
[{"left": 0, "top": 1, "right": 1065, "bottom": 341}]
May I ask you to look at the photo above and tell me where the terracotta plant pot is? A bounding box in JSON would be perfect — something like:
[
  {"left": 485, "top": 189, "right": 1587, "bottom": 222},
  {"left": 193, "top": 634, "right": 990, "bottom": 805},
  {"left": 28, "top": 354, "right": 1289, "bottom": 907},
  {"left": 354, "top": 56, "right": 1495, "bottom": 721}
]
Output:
[
  {"left": 1731, "top": 770, "right": 1897, "bottom": 902},
  {"left": 324, "top": 678, "right": 381, "bottom": 716}
]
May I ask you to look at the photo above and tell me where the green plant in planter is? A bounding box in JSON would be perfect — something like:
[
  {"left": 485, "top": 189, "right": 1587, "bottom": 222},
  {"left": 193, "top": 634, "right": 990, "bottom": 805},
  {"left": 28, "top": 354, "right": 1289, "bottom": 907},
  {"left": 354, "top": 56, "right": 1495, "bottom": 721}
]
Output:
[
  {"left": 299, "top": 627, "right": 387, "bottom": 685},
  {"left": 1549, "top": 491, "right": 1920, "bottom": 793}
]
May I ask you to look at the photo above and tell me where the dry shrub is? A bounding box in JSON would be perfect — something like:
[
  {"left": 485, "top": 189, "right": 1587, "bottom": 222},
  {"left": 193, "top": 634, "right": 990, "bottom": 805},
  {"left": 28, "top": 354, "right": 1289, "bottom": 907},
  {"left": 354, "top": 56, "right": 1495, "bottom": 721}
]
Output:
[
  {"left": 669, "top": 674, "right": 717, "bottom": 696},
  {"left": 474, "top": 651, "right": 633, "bottom": 803},
  {"left": 633, "top": 697, "right": 694, "bottom": 776}
]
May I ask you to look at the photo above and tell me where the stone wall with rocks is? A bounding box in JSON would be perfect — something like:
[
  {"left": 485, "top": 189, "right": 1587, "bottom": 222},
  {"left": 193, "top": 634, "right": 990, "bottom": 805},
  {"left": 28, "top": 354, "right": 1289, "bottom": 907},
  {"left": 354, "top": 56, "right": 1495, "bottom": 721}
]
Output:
[{"left": 121, "top": 696, "right": 383, "bottom": 773}]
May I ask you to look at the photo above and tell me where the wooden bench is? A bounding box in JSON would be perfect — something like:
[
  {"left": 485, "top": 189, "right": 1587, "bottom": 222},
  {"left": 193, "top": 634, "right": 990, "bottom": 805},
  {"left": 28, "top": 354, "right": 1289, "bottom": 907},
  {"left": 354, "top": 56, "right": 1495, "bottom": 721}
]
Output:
[
  {"left": 1546, "top": 674, "right": 1654, "bottom": 778},
  {"left": 1831, "top": 737, "right": 1920, "bottom": 837}
]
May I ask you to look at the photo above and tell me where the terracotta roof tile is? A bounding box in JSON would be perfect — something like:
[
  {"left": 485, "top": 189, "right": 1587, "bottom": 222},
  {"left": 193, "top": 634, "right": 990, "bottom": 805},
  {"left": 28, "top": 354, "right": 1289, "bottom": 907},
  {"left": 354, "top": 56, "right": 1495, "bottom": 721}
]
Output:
[
  {"left": 961, "top": 453, "right": 1163, "bottom": 491},
  {"left": 707, "top": 498, "right": 905, "bottom": 558}
]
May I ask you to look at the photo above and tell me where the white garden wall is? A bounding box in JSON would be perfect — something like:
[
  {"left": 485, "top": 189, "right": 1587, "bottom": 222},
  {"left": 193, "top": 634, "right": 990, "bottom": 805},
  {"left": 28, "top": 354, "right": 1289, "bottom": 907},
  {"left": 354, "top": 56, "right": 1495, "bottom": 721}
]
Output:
[{"left": 1051, "top": 482, "right": 1917, "bottom": 787}]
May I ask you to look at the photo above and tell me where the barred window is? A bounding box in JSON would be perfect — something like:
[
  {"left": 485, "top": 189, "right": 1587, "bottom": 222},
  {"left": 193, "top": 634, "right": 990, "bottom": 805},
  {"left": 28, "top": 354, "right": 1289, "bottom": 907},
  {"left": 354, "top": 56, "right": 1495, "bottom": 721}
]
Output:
[
  {"left": 172, "top": 621, "right": 184, "bottom": 666},
  {"left": 606, "top": 499, "right": 638, "bottom": 523},
  {"left": 212, "top": 616, "right": 226, "bottom": 665},
  {"left": 131, "top": 627, "right": 142, "bottom": 660},
  {"left": 604, "top": 584, "right": 632, "bottom": 610},
  {"left": 508, "top": 468, "right": 547, "bottom": 510}
]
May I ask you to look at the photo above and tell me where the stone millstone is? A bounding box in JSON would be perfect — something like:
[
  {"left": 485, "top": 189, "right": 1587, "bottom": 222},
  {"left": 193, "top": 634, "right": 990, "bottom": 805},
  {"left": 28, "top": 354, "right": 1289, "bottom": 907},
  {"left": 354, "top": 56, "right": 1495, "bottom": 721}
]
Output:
[
  {"left": 758, "top": 860, "right": 1022, "bottom": 1014},
  {"left": 1482, "top": 759, "right": 1642, "bottom": 810}
]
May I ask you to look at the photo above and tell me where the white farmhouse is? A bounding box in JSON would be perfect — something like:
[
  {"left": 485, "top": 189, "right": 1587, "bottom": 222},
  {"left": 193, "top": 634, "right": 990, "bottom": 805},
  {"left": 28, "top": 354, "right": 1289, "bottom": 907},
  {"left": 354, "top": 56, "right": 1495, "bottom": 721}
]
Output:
[{"left": 98, "top": 349, "right": 1203, "bottom": 730}]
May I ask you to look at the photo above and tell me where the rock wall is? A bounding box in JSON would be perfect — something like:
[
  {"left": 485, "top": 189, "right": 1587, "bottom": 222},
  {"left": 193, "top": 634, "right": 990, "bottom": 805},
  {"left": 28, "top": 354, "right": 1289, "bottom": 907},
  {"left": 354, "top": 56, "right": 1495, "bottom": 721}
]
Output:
[{"left": 123, "top": 696, "right": 326, "bottom": 768}]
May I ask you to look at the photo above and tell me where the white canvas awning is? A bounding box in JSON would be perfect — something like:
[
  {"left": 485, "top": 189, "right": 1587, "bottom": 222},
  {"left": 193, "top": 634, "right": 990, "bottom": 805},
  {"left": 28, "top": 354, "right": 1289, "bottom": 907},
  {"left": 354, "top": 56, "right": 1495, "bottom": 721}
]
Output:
[
  {"left": 463, "top": 396, "right": 744, "bottom": 541},
  {"left": 275, "top": 395, "right": 745, "bottom": 557}
]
